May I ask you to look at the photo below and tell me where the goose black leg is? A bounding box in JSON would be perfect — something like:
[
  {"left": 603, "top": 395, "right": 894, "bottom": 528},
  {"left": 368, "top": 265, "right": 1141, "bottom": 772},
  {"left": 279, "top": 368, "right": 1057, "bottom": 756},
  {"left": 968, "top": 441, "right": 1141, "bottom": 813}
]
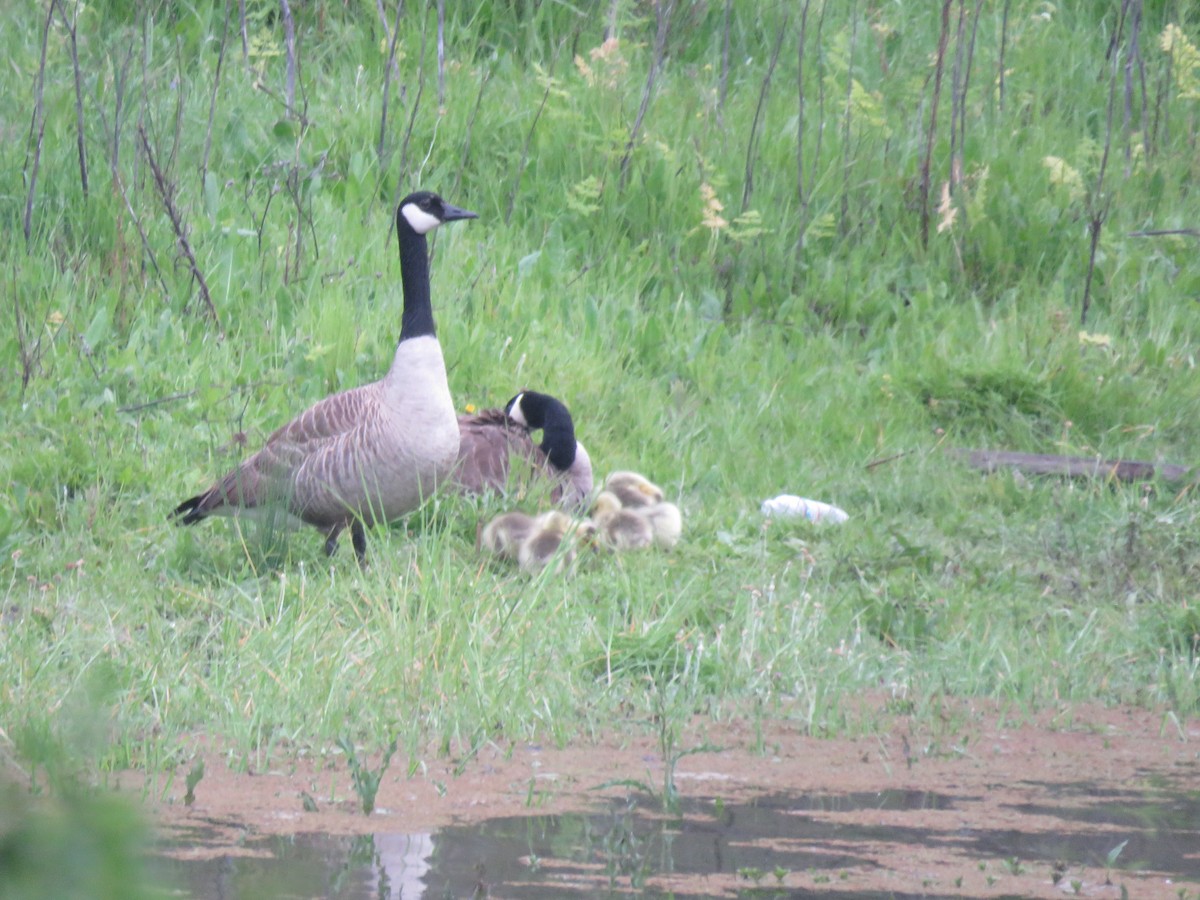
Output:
[
  {"left": 323, "top": 525, "right": 343, "bottom": 557},
  {"left": 351, "top": 521, "right": 368, "bottom": 567}
]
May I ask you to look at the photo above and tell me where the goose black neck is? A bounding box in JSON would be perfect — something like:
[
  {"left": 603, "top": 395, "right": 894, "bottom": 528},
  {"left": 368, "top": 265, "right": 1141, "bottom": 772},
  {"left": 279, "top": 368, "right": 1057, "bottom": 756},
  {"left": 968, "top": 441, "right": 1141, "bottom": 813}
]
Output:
[
  {"left": 397, "top": 226, "right": 435, "bottom": 342},
  {"left": 520, "top": 392, "right": 576, "bottom": 472}
]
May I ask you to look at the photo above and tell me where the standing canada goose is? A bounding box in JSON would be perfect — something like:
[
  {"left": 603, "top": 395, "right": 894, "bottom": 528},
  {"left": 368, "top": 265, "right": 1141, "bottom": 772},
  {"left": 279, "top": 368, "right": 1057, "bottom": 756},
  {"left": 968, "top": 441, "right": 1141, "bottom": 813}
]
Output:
[
  {"left": 454, "top": 391, "right": 593, "bottom": 510},
  {"left": 171, "top": 191, "right": 477, "bottom": 563},
  {"left": 604, "top": 471, "right": 664, "bottom": 509},
  {"left": 590, "top": 490, "right": 654, "bottom": 551}
]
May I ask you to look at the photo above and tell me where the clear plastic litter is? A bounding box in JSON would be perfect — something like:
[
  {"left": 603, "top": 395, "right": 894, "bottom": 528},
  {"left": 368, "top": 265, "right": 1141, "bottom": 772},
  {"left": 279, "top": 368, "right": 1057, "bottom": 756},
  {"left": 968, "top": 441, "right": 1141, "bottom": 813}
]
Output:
[{"left": 760, "top": 494, "right": 849, "bottom": 524}]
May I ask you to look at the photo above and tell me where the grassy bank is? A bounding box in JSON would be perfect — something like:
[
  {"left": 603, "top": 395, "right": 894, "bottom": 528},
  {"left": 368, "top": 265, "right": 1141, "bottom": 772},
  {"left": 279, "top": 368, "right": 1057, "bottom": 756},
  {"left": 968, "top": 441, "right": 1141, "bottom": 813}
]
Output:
[{"left": 2, "top": 0, "right": 1199, "bottom": 781}]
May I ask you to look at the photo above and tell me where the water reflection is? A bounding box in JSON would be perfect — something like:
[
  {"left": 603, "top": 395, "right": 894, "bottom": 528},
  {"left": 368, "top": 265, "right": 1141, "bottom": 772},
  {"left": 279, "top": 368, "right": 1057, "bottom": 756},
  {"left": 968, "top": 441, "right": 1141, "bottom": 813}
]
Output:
[{"left": 157, "top": 784, "right": 1200, "bottom": 898}]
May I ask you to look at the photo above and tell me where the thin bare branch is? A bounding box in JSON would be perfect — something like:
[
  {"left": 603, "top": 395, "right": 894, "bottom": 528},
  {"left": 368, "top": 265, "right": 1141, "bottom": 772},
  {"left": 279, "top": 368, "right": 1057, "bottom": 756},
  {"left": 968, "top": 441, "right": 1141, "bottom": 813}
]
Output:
[
  {"left": 436, "top": 0, "right": 445, "bottom": 107},
  {"left": 920, "top": 0, "right": 953, "bottom": 248},
  {"left": 23, "top": 0, "right": 55, "bottom": 246},
  {"left": 1151, "top": 20, "right": 1171, "bottom": 151},
  {"left": 451, "top": 64, "right": 493, "bottom": 200},
  {"left": 169, "top": 42, "right": 187, "bottom": 175},
  {"left": 809, "top": 1, "right": 829, "bottom": 191},
  {"left": 998, "top": 0, "right": 1011, "bottom": 112},
  {"left": 10, "top": 253, "right": 40, "bottom": 393},
  {"left": 139, "top": 125, "right": 223, "bottom": 334},
  {"left": 1123, "top": 0, "right": 1148, "bottom": 171},
  {"left": 717, "top": 0, "right": 731, "bottom": 129},
  {"left": 796, "top": 0, "right": 816, "bottom": 225},
  {"left": 109, "top": 46, "right": 133, "bottom": 175},
  {"left": 1129, "top": 228, "right": 1200, "bottom": 239},
  {"left": 239, "top": 0, "right": 249, "bottom": 66},
  {"left": 742, "top": 12, "right": 789, "bottom": 213},
  {"left": 1082, "top": 2, "right": 1126, "bottom": 325},
  {"left": 280, "top": 0, "right": 297, "bottom": 117},
  {"left": 838, "top": 1, "right": 858, "bottom": 236},
  {"left": 959, "top": 0, "right": 984, "bottom": 164},
  {"left": 507, "top": 66, "right": 554, "bottom": 225},
  {"left": 111, "top": 164, "right": 173, "bottom": 306},
  {"left": 57, "top": 0, "right": 90, "bottom": 200},
  {"left": 202, "top": 0, "right": 231, "bottom": 185},
  {"left": 135, "top": 5, "right": 151, "bottom": 191},
  {"left": 948, "top": 0, "right": 968, "bottom": 194},
  {"left": 397, "top": 13, "right": 428, "bottom": 191},
  {"left": 619, "top": 0, "right": 675, "bottom": 192},
  {"left": 378, "top": 0, "right": 406, "bottom": 173},
  {"left": 376, "top": 0, "right": 392, "bottom": 42},
  {"left": 605, "top": 0, "right": 621, "bottom": 40}
]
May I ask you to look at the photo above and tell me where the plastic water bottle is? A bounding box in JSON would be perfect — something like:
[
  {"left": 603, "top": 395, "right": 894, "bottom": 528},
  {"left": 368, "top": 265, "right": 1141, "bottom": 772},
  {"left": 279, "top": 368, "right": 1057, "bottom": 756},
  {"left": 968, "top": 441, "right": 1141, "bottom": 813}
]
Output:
[{"left": 760, "top": 494, "right": 849, "bottom": 524}]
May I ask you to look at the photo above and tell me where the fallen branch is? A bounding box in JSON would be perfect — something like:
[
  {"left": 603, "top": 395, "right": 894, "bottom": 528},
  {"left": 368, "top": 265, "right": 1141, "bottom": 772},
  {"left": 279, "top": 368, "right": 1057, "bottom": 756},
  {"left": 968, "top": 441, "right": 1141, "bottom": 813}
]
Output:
[
  {"left": 949, "top": 448, "right": 1196, "bottom": 485},
  {"left": 1129, "top": 228, "right": 1200, "bottom": 240}
]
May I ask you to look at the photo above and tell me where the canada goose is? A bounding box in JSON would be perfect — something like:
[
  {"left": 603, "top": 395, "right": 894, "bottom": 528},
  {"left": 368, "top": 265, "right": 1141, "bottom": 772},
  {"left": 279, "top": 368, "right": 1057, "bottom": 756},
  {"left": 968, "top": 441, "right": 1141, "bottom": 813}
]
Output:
[
  {"left": 590, "top": 490, "right": 653, "bottom": 551},
  {"left": 604, "top": 471, "right": 664, "bottom": 509},
  {"left": 454, "top": 391, "right": 593, "bottom": 510},
  {"left": 517, "top": 510, "right": 583, "bottom": 574},
  {"left": 479, "top": 510, "right": 536, "bottom": 561},
  {"left": 171, "top": 191, "right": 477, "bottom": 563},
  {"left": 639, "top": 501, "right": 682, "bottom": 549}
]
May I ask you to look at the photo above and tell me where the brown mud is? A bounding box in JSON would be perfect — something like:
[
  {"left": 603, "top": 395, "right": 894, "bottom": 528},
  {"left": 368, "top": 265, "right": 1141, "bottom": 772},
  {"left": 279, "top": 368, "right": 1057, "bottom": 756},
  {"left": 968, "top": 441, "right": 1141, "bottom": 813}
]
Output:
[{"left": 136, "top": 701, "right": 1200, "bottom": 898}]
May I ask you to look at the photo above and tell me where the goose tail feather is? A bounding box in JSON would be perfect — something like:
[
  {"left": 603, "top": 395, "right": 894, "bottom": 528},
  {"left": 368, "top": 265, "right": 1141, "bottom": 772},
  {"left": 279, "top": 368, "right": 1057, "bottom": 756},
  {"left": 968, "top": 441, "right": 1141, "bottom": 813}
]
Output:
[{"left": 171, "top": 493, "right": 213, "bottom": 525}]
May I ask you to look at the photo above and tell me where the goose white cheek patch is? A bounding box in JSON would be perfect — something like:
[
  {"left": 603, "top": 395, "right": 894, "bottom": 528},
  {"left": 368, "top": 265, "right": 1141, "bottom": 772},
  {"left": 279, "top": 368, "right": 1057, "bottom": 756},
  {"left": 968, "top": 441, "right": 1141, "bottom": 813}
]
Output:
[
  {"left": 401, "top": 203, "right": 443, "bottom": 234},
  {"left": 508, "top": 394, "right": 528, "bottom": 426}
]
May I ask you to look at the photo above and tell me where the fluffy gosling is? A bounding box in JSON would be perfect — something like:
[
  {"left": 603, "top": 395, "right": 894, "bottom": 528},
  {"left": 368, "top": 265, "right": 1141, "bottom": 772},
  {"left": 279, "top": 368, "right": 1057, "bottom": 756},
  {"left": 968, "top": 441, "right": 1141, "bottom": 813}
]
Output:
[
  {"left": 518, "top": 510, "right": 583, "bottom": 574},
  {"left": 603, "top": 471, "right": 664, "bottom": 509},
  {"left": 639, "top": 501, "right": 682, "bottom": 549},
  {"left": 590, "top": 490, "right": 654, "bottom": 551},
  {"left": 479, "top": 511, "right": 537, "bottom": 561}
]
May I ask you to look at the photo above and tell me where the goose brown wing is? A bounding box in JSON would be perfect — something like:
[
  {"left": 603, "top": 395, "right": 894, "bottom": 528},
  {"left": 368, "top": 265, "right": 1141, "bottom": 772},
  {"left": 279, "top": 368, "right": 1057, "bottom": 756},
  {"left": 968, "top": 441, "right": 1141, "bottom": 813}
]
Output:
[
  {"left": 185, "top": 383, "right": 383, "bottom": 516},
  {"left": 264, "top": 382, "right": 381, "bottom": 454},
  {"left": 454, "top": 408, "right": 535, "bottom": 493}
]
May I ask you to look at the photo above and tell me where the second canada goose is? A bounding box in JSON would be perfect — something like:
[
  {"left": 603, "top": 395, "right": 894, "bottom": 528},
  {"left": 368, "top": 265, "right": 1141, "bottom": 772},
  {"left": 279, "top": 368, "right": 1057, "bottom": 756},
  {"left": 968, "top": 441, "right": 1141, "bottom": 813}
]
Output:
[
  {"left": 171, "top": 191, "right": 477, "bottom": 564},
  {"left": 454, "top": 391, "right": 593, "bottom": 510}
]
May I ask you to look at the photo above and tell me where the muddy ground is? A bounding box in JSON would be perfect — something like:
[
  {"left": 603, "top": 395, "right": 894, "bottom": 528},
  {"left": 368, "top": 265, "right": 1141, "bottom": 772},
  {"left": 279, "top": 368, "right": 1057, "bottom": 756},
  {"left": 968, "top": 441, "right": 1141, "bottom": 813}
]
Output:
[{"left": 137, "top": 701, "right": 1200, "bottom": 898}]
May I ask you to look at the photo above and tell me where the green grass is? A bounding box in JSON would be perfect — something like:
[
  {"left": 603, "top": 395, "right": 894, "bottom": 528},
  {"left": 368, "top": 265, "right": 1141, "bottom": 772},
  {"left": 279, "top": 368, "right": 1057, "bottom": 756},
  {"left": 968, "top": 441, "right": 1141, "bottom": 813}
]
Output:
[{"left": 2, "top": 0, "right": 1200, "bottom": 786}]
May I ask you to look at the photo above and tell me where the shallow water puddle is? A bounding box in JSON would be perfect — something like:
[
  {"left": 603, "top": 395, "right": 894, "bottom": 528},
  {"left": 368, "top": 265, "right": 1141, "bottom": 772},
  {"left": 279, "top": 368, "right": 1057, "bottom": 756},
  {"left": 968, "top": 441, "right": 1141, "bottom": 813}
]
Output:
[{"left": 156, "top": 784, "right": 1200, "bottom": 898}]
